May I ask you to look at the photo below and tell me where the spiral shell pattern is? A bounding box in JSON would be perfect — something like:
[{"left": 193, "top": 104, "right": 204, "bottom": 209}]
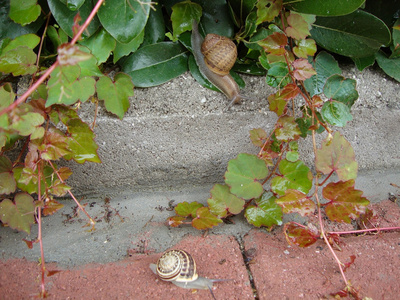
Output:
[
  {"left": 156, "top": 250, "right": 198, "bottom": 282},
  {"left": 201, "top": 34, "right": 237, "bottom": 76}
]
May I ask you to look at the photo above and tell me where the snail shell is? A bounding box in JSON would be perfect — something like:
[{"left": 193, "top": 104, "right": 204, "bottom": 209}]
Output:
[
  {"left": 155, "top": 249, "right": 198, "bottom": 282},
  {"left": 201, "top": 34, "right": 237, "bottom": 76}
]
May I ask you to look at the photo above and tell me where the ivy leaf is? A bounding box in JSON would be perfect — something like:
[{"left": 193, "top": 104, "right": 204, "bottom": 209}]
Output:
[
  {"left": 249, "top": 128, "right": 267, "bottom": 147},
  {"left": 281, "top": 83, "right": 300, "bottom": 100},
  {"left": 96, "top": 73, "right": 134, "bottom": 120},
  {"left": 376, "top": 51, "right": 400, "bottom": 82},
  {"left": 284, "top": 222, "right": 319, "bottom": 247},
  {"left": 286, "top": 12, "right": 310, "bottom": 40},
  {"left": 275, "top": 116, "right": 302, "bottom": 141},
  {"left": 316, "top": 132, "right": 358, "bottom": 180},
  {"left": 321, "top": 100, "right": 353, "bottom": 127},
  {"left": 293, "top": 39, "right": 317, "bottom": 58},
  {"left": 323, "top": 180, "right": 370, "bottom": 223},
  {"left": 268, "top": 92, "right": 287, "bottom": 116},
  {"left": 34, "top": 128, "right": 71, "bottom": 161},
  {"left": 2, "top": 34, "right": 40, "bottom": 52},
  {"left": 46, "top": 65, "right": 95, "bottom": 107},
  {"left": 79, "top": 28, "right": 116, "bottom": 64},
  {"left": 292, "top": 58, "right": 316, "bottom": 80},
  {"left": 225, "top": 153, "right": 269, "bottom": 200},
  {"left": 48, "top": 180, "right": 70, "bottom": 197},
  {"left": 175, "top": 201, "right": 203, "bottom": 218},
  {"left": 170, "top": 1, "right": 202, "bottom": 41},
  {"left": 113, "top": 29, "right": 145, "bottom": 63},
  {"left": 63, "top": 118, "right": 101, "bottom": 164},
  {"left": 323, "top": 74, "right": 358, "bottom": 108},
  {"left": 0, "top": 193, "right": 35, "bottom": 234},
  {"left": 167, "top": 216, "right": 186, "bottom": 227},
  {"left": 271, "top": 159, "right": 313, "bottom": 196},
  {"left": 244, "top": 192, "right": 283, "bottom": 229},
  {"left": 256, "top": 0, "right": 283, "bottom": 24},
  {"left": 258, "top": 32, "right": 287, "bottom": 55},
  {"left": 0, "top": 46, "right": 37, "bottom": 76},
  {"left": 42, "top": 199, "right": 64, "bottom": 216},
  {"left": 192, "top": 207, "right": 222, "bottom": 230},
  {"left": 207, "top": 184, "right": 245, "bottom": 218},
  {"left": 0, "top": 155, "right": 16, "bottom": 194},
  {"left": 9, "top": 104, "right": 44, "bottom": 138},
  {"left": 9, "top": 0, "right": 41, "bottom": 26},
  {"left": 276, "top": 190, "right": 316, "bottom": 216},
  {"left": 264, "top": 61, "right": 291, "bottom": 88}
]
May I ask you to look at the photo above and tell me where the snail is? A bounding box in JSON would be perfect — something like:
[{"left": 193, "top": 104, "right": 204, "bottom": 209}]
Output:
[
  {"left": 149, "top": 249, "right": 227, "bottom": 299},
  {"left": 191, "top": 20, "right": 248, "bottom": 108}
]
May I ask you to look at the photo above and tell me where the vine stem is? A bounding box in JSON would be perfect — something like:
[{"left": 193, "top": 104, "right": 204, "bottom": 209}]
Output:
[
  {"left": 0, "top": 0, "right": 105, "bottom": 118},
  {"left": 37, "top": 161, "right": 47, "bottom": 297}
]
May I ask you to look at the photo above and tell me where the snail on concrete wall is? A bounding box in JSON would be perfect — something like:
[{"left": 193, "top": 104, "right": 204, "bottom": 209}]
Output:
[
  {"left": 191, "top": 20, "right": 248, "bottom": 108},
  {"left": 149, "top": 249, "right": 226, "bottom": 299}
]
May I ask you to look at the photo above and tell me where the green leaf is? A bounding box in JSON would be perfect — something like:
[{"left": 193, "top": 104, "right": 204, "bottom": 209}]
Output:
[
  {"left": 258, "top": 32, "right": 287, "bottom": 56},
  {"left": 244, "top": 192, "right": 283, "bottom": 228},
  {"left": 0, "top": 193, "right": 35, "bottom": 234},
  {"left": 97, "top": 0, "right": 151, "bottom": 44},
  {"left": 9, "top": 105, "right": 44, "bottom": 138},
  {"left": 304, "top": 51, "right": 341, "bottom": 97},
  {"left": 256, "top": 0, "right": 282, "bottom": 24},
  {"left": 284, "top": 222, "right": 319, "bottom": 247},
  {"left": 170, "top": 1, "right": 202, "bottom": 41},
  {"left": 192, "top": 207, "right": 222, "bottom": 230},
  {"left": 47, "top": 0, "right": 100, "bottom": 38},
  {"left": 271, "top": 159, "right": 313, "bottom": 196},
  {"left": 316, "top": 131, "right": 358, "bottom": 181},
  {"left": 1, "top": 34, "right": 40, "bottom": 53},
  {"left": 9, "top": 0, "right": 41, "bottom": 26},
  {"left": 79, "top": 28, "right": 116, "bottom": 64},
  {"left": 268, "top": 92, "right": 287, "bottom": 116},
  {"left": 225, "top": 153, "right": 268, "bottom": 200},
  {"left": 293, "top": 39, "right": 317, "bottom": 58},
  {"left": 311, "top": 10, "right": 391, "bottom": 58},
  {"left": 207, "top": 184, "right": 245, "bottom": 217},
  {"left": 175, "top": 201, "right": 204, "bottom": 218},
  {"left": 276, "top": 190, "right": 316, "bottom": 216},
  {"left": 0, "top": 155, "right": 16, "bottom": 194},
  {"left": 96, "top": 73, "right": 134, "bottom": 119},
  {"left": 142, "top": 3, "right": 165, "bottom": 47},
  {"left": 64, "top": 118, "right": 101, "bottom": 164},
  {"left": 287, "top": 0, "right": 364, "bottom": 16},
  {"left": 46, "top": 65, "right": 96, "bottom": 107},
  {"left": 47, "top": 26, "right": 69, "bottom": 50},
  {"left": 321, "top": 100, "right": 353, "bottom": 127},
  {"left": 264, "top": 61, "right": 290, "bottom": 88},
  {"left": 323, "top": 74, "right": 358, "bottom": 107},
  {"left": 275, "top": 116, "right": 301, "bottom": 141},
  {"left": 323, "top": 180, "right": 369, "bottom": 223},
  {"left": 249, "top": 128, "right": 267, "bottom": 147},
  {"left": 113, "top": 29, "right": 145, "bottom": 63},
  {"left": 0, "top": 47, "right": 37, "bottom": 75},
  {"left": 375, "top": 51, "right": 400, "bottom": 82},
  {"left": 352, "top": 55, "right": 376, "bottom": 71},
  {"left": 286, "top": 12, "right": 311, "bottom": 40},
  {"left": 122, "top": 42, "right": 188, "bottom": 87}
]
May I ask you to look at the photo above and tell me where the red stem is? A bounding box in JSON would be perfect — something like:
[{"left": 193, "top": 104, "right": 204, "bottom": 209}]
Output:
[{"left": 37, "top": 161, "right": 47, "bottom": 297}]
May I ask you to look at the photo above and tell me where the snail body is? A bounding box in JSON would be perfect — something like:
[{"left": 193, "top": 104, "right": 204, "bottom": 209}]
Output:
[{"left": 191, "top": 20, "right": 245, "bottom": 106}]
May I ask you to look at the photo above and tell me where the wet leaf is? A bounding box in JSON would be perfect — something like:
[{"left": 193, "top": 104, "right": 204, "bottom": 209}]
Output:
[
  {"left": 321, "top": 100, "right": 353, "bottom": 127},
  {"left": 258, "top": 32, "right": 287, "bottom": 56},
  {"left": 293, "top": 39, "right": 317, "bottom": 58},
  {"left": 34, "top": 128, "right": 71, "bottom": 161},
  {"left": 292, "top": 58, "right": 316, "bottom": 80},
  {"left": 207, "top": 184, "right": 245, "bottom": 217},
  {"left": 0, "top": 46, "right": 37, "bottom": 75},
  {"left": 244, "top": 192, "right": 283, "bottom": 229},
  {"left": 323, "top": 180, "right": 369, "bottom": 223},
  {"left": 192, "top": 207, "right": 222, "bottom": 230},
  {"left": 323, "top": 74, "right": 358, "bottom": 107},
  {"left": 170, "top": 1, "right": 202, "bottom": 41},
  {"left": 275, "top": 116, "right": 301, "bottom": 141},
  {"left": 271, "top": 159, "right": 313, "bottom": 196},
  {"left": 288, "top": 0, "right": 364, "bottom": 16},
  {"left": 276, "top": 190, "right": 316, "bottom": 216},
  {"left": 284, "top": 222, "right": 319, "bottom": 247},
  {"left": 316, "top": 131, "right": 358, "bottom": 180},
  {"left": 175, "top": 201, "right": 204, "bottom": 218},
  {"left": 96, "top": 73, "right": 134, "bottom": 119},
  {"left": 225, "top": 153, "right": 269, "bottom": 200},
  {"left": 167, "top": 216, "right": 186, "bottom": 227},
  {"left": 256, "top": 0, "right": 282, "bottom": 24},
  {"left": 42, "top": 199, "right": 64, "bottom": 216},
  {"left": 0, "top": 193, "right": 35, "bottom": 234},
  {"left": 286, "top": 12, "right": 310, "bottom": 40},
  {"left": 9, "top": 0, "right": 41, "bottom": 26},
  {"left": 0, "top": 155, "right": 16, "bottom": 194},
  {"left": 249, "top": 128, "right": 267, "bottom": 147}
]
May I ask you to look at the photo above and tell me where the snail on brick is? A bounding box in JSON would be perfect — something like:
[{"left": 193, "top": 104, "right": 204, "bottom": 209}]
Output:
[
  {"left": 191, "top": 20, "right": 248, "bottom": 109},
  {"left": 149, "top": 249, "right": 226, "bottom": 299}
]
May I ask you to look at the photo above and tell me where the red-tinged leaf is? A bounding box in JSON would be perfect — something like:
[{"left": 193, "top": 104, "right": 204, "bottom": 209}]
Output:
[
  {"left": 207, "top": 184, "right": 245, "bottom": 218},
  {"left": 57, "top": 167, "right": 72, "bottom": 181},
  {"left": 35, "top": 128, "right": 71, "bottom": 161},
  {"left": 23, "top": 238, "right": 35, "bottom": 249},
  {"left": 316, "top": 132, "right": 358, "bottom": 180},
  {"left": 42, "top": 199, "right": 64, "bottom": 216},
  {"left": 293, "top": 39, "right": 317, "bottom": 58},
  {"left": 284, "top": 222, "right": 319, "bottom": 247},
  {"left": 286, "top": 12, "right": 310, "bottom": 40},
  {"left": 249, "top": 128, "right": 267, "bottom": 147},
  {"left": 47, "top": 270, "right": 62, "bottom": 277},
  {"left": 57, "top": 44, "right": 91, "bottom": 65},
  {"left": 0, "top": 193, "right": 35, "bottom": 234},
  {"left": 357, "top": 208, "right": 379, "bottom": 229},
  {"left": 275, "top": 116, "right": 302, "bottom": 141},
  {"left": 167, "top": 216, "right": 186, "bottom": 227},
  {"left": 0, "top": 155, "right": 16, "bottom": 194},
  {"left": 174, "top": 201, "right": 203, "bottom": 218},
  {"left": 323, "top": 180, "right": 370, "bottom": 223},
  {"left": 343, "top": 255, "right": 356, "bottom": 272},
  {"left": 256, "top": 0, "right": 283, "bottom": 24},
  {"left": 292, "top": 58, "right": 316, "bottom": 80},
  {"left": 312, "top": 95, "right": 324, "bottom": 108},
  {"left": 276, "top": 189, "right": 316, "bottom": 216},
  {"left": 48, "top": 180, "right": 70, "bottom": 197},
  {"left": 259, "top": 32, "right": 288, "bottom": 55},
  {"left": 192, "top": 207, "right": 222, "bottom": 230},
  {"left": 268, "top": 92, "right": 287, "bottom": 116},
  {"left": 280, "top": 83, "right": 300, "bottom": 100}
]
